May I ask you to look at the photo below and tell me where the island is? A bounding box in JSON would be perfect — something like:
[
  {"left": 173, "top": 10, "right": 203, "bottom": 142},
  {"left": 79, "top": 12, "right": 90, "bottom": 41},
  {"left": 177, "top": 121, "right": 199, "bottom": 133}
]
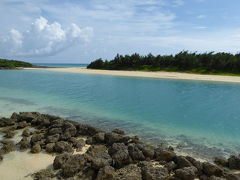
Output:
[
  {"left": 87, "top": 51, "right": 240, "bottom": 75},
  {"left": 0, "top": 59, "right": 33, "bottom": 69}
]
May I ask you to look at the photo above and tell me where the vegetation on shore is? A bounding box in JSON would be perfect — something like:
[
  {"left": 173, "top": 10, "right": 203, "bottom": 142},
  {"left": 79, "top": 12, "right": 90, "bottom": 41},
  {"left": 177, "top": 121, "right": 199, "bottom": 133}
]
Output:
[
  {"left": 87, "top": 51, "right": 240, "bottom": 75},
  {"left": 0, "top": 59, "right": 33, "bottom": 69}
]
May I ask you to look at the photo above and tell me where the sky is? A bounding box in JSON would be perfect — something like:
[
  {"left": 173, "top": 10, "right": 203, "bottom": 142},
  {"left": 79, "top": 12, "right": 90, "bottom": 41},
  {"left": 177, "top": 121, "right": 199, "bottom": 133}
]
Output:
[{"left": 1, "top": 0, "right": 240, "bottom": 63}]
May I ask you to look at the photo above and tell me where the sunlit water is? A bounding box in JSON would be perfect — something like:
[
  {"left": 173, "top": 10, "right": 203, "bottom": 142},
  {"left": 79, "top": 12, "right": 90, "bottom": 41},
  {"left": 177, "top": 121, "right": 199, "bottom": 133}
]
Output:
[{"left": 0, "top": 69, "right": 240, "bottom": 159}]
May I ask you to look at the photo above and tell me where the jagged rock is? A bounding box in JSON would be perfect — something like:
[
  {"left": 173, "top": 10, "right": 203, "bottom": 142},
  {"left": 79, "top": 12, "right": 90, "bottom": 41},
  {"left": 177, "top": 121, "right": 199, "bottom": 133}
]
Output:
[
  {"left": 31, "top": 143, "right": 41, "bottom": 153},
  {"left": 54, "top": 141, "right": 73, "bottom": 153},
  {"left": 48, "top": 127, "right": 62, "bottom": 135},
  {"left": 228, "top": 156, "right": 240, "bottom": 170},
  {"left": 14, "top": 112, "right": 40, "bottom": 122},
  {"left": 30, "top": 134, "right": 44, "bottom": 145},
  {"left": 154, "top": 147, "right": 176, "bottom": 162},
  {"left": 92, "top": 132, "right": 105, "bottom": 143},
  {"left": 17, "top": 137, "right": 30, "bottom": 150},
  {"left": 0, "top": 118, "right": 15, "bottom": 127},
  {"left": 137, "top": 143, "right": 155, "bottom": 159},
  {"left": 70, "top": 138, "right": 85, "bottom": 151},
  {"left": 115, "top": 164, "right": 142, "bottom": 180},
  {"left": 17, "top": 121, "right": 30, "bottom": 129},
  {"left": 105, "top": 132, "right": 129, "bottom": 145},
  {"left": 209, "top": 176, "right": 226, "bottom": 180},
  {"left": 45, "top": 143, "right": 55, "bottom": 153},
  {"left": 22, "top": 129, "right": 31, "bottom": 137},
  {"left": 128, "top": 143, "right": 145, "bottom": 161},
  {"left": 0, "top": 140, "right": 16, "bottom": 154},
  {"left": 86, "top": 137, "right": 93, "bottom": 144},
  {"left": 75, "top": 123, "right": 101, "bottom": 136},
  {"left": 202, "top": 162, "right": 223, "bottom": 177},
  {"left": 96, "top": 166, "right": 116, "bottom": 180},
  {"left": 0, "top": 155, "right": 3, "bottom": 161},
  {"left": 112, "top": 128, "right": 125, "bottom": 135},
  {"left": 214, "top": 157, "right": 228, "bottom": 167},
  {"left": 141, "top": 163, "right": 169, "bottom": 180},
  {"left": 33, "top": 169, "right": 55, "bottom": 180},
  {"left": 46, "top": 134, "right": 60, "bottom": 143},
  {"left": 175, "top": 166, "right": 198, "bottom": 180},
  {"left": 165, "top": 161, "right": 177, "bottom": 171},
  {"left": 86, "top": 145, "right": 112, "bottom": 170},
  {"left": 53, "top": 153, "right": 71, "bottom": 169},
  {"left": 174, "top": 156, "right": 193, "bottom": 168},
  {"left": 109, "top": 143, "right": 132, "bottom": 168},
  {"left": 61, "top": 154, "right": 87, "bottom": 177},
  {"left": 185, "top": 156, "right": 203, "bottom": 175},
  {"left": 3, "top": 130, "right": 15, "bottom": 138}
]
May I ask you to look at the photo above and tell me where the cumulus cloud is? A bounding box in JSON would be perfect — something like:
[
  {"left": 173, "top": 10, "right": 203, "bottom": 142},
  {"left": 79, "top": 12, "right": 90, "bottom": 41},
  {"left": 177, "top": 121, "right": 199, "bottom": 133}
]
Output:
[{"left": 0, "top": 17, "right": 93, "bottom": 57}]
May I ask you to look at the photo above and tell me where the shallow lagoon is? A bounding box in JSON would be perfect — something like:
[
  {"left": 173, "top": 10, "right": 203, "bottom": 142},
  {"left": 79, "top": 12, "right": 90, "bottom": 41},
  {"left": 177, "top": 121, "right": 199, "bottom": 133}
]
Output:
[{"left": 0, "top": 69, "right": 240, "bottom": 159}]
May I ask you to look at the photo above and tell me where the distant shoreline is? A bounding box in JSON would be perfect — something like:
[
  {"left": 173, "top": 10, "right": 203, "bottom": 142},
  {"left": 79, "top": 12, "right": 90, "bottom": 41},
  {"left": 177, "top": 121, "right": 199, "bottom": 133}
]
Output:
[{"left": 24, "top": 67, "right": 240, "bottom": 83}]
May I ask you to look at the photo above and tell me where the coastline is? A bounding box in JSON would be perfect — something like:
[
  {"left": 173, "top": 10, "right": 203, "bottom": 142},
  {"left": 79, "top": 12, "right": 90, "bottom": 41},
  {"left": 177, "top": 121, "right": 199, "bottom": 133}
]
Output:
[
  {"left": 0, "top": 112, "right": 240, "bottom": 179},
  {"left": 24, "top": 67, "right": 240, "bottom": 83}
]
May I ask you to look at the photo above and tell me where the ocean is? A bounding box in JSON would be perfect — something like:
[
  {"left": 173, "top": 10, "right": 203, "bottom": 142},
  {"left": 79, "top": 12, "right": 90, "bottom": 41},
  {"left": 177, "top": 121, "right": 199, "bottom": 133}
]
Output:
[{"left": 1, "top": 69, "right": 240, "bottom": 159}]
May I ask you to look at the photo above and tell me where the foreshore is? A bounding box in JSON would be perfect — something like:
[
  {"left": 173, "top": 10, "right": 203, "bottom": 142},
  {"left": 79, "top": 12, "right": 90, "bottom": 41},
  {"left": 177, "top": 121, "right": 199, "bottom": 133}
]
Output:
[
  {"left": 24, "top": 67, "right": 240, "bottom": 83},
  {"left": 0, "top": 112, "right": 240, "bottom": 179}
]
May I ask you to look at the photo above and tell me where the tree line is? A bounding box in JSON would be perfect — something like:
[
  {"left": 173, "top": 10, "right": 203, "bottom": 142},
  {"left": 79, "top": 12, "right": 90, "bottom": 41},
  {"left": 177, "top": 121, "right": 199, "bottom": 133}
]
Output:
[
  {"left": 87, "top": 51, "right": 240, "bottom": 74},
  {"left": 0, "top": 59, "right": 33, "bottom": 69}
]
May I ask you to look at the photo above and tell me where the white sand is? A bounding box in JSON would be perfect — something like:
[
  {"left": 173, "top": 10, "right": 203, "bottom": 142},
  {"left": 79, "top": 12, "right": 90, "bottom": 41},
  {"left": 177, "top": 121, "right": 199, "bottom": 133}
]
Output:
[
  {"left": 25, "top": 67, "right": 240, "bottom": 83},
  {"left": 0, "top": 151, "right": 55, "bottom": 180}
]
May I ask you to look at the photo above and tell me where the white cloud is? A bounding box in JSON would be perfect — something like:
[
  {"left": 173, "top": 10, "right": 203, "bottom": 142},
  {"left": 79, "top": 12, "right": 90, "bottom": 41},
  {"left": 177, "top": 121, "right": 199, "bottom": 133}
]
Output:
[{"left": 0, "top": 17, "right": 93, "bottom": 57}]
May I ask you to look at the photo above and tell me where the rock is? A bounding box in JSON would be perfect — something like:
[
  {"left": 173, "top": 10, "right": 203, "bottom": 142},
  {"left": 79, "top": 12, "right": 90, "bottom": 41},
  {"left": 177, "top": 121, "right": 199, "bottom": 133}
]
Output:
[
  {"left": 70, "top": 138, "right": 85, "bottom": 151},
  {"left": 105, "top": 132, "right": 129, "bottom": 145},
  {"left": 33, "top": 169, "right": 55, "bottom": 180},
  {"left": 175, "top": 166, "right": 198, "bottom": 180},
  {"left": 61, "top": 154, "right": 87, "bottom": 177},
  {"left": 141, "top": 164, "right": 169, "bottom": 180},
  {"left": 112, "top": 128, "right": 125, "bottom": 135},
  {"left": 92, "top": 132, "right": 105, "bottom": 143},
  {"left": 0, "top": 155, "right": 3, "bottom": 161},
  {"left": 60, "top": 131, "right": 72, "bottom": 141},
  {"left": 202, "top": 162, "right": 223, "bottom": 177},
  {"left": 110, "top": 143, "right": 132, "bottom": 168},
  {"left": 128, "top": 143, "right": 145, "bottom": 161},
  {"left": 86, "top": 137, "right": 93, "bottom": 144},
  {"left": 97, "top": 166, "right": 116, "bottom": 180},
  {"left": 165, "top": 161, "right": 177, "bottom": 171},
  {"left": 46, "top": 134, "right": 60, "bottom": 143},
  {"left": 0, "top": 118, "right": 15, "bottom": 127},
  {"left": 53, "top": 153, "right": 71, "bottom": 169},
  {"left": 75, "top": 123, "right": 101, "bottom": 136},
  {"left": 154, "top": 147, "right": 176, "bottom": 162},
  {"left": 45, "top": 143, "right": 55, "bottom": 153},
  {"left": 54, "top": 141, "right": 73, "bottom": 153},
  {"left": 30, "top": 134, "right": 44, "bottom": 145},
  {"left": 17, "top": 137, "right": 30, "bottom": 150},
  {"left": 137, "top": 144, "right": 155, "bottom": 159},
  {"left": 4, "top": 130, "right": 15, "bottom": 138},
  {"left": 86, "top": 145, "right": 112, "bottom": 170},
  {"left": 22, "top": 129, "right": 31, "bottom": 137},
  {"left": 174, "top": 156, "right": 193, "bottom": 168},
  {"left": 228, "top": 156, "right": 240, "bottom": 170},
  {"left": 115, "top": 164, "right": 142, "bottom": 180},
  {"left": 0, "top": 140, "right": 16, "bottom": 154},
  {"left": 17, "top": 121, "right": 29, "bottom": 129},
  {"left": 209, "top": 176, "right": 226, "bottom": 180},
  {"left": 185, "top": 156, "right": 203, "bottom": 175},
  {"left": 15, "top": 112, "right": 40, "bottom": 122},
  {"left": 214, "top": 157, "right": 228, "bottom": 167},
  {"left": 48, "top": 127, "right": 62, "bottom": 135},
  {"left": 31, "top": 143, "right": 41, "bottom": 153}
]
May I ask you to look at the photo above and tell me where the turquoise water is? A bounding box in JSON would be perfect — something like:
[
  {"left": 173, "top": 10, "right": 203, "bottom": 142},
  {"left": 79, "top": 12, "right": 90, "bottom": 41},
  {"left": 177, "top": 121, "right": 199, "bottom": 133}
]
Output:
[
  {"left": 33, "top": 63, "right": 88, "bottom": 68},
  {"left": 0, "top": 69, "right": 240, "bottom": 159}
]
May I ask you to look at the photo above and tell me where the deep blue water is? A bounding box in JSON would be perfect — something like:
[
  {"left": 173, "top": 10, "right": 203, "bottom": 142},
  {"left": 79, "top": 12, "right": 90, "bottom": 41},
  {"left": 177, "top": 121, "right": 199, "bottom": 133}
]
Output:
[
  {"left": 0, "top": 69, "right": 240, "bottom": 159},
  {"left": 33, "top": 63, "right": 88, "bottom": 68}
]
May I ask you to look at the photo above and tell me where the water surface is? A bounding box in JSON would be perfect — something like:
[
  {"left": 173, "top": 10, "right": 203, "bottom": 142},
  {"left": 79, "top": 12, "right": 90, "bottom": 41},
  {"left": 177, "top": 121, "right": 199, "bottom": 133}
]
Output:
[{"left": 0, "top": 69, "right": 240, "bottom": 159}]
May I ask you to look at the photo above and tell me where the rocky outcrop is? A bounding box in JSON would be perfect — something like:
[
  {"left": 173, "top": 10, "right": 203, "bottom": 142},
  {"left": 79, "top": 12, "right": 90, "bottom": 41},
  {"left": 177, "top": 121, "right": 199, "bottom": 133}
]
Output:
[{"left": 0, "top": 112, "right": 239, "bottom": 180}]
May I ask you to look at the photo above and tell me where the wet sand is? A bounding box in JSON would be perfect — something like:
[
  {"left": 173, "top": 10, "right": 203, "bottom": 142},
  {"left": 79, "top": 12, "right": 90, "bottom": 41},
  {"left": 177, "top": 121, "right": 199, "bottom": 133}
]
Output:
[{"left": 24, "top": 67, "right": 240, "bottom": 83}]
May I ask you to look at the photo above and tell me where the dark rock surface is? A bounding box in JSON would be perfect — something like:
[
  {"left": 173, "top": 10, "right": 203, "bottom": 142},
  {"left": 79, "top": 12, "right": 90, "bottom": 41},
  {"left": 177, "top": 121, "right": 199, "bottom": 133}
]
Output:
[{"left": 0, "top": 112, "right": 238, "bottom": 180}]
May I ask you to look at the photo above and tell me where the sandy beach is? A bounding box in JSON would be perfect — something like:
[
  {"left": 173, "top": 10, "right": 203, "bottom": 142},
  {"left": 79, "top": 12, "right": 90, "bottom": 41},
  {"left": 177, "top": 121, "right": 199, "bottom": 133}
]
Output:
[{"left": 23, "top": 67, "right": 240, "bottom": 83}]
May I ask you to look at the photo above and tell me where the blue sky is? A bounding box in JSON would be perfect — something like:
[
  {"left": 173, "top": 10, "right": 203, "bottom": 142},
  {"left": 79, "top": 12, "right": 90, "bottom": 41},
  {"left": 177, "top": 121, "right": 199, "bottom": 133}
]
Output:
[{"left": 1, "top": 0, "right": 240, "bottom": 63}]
